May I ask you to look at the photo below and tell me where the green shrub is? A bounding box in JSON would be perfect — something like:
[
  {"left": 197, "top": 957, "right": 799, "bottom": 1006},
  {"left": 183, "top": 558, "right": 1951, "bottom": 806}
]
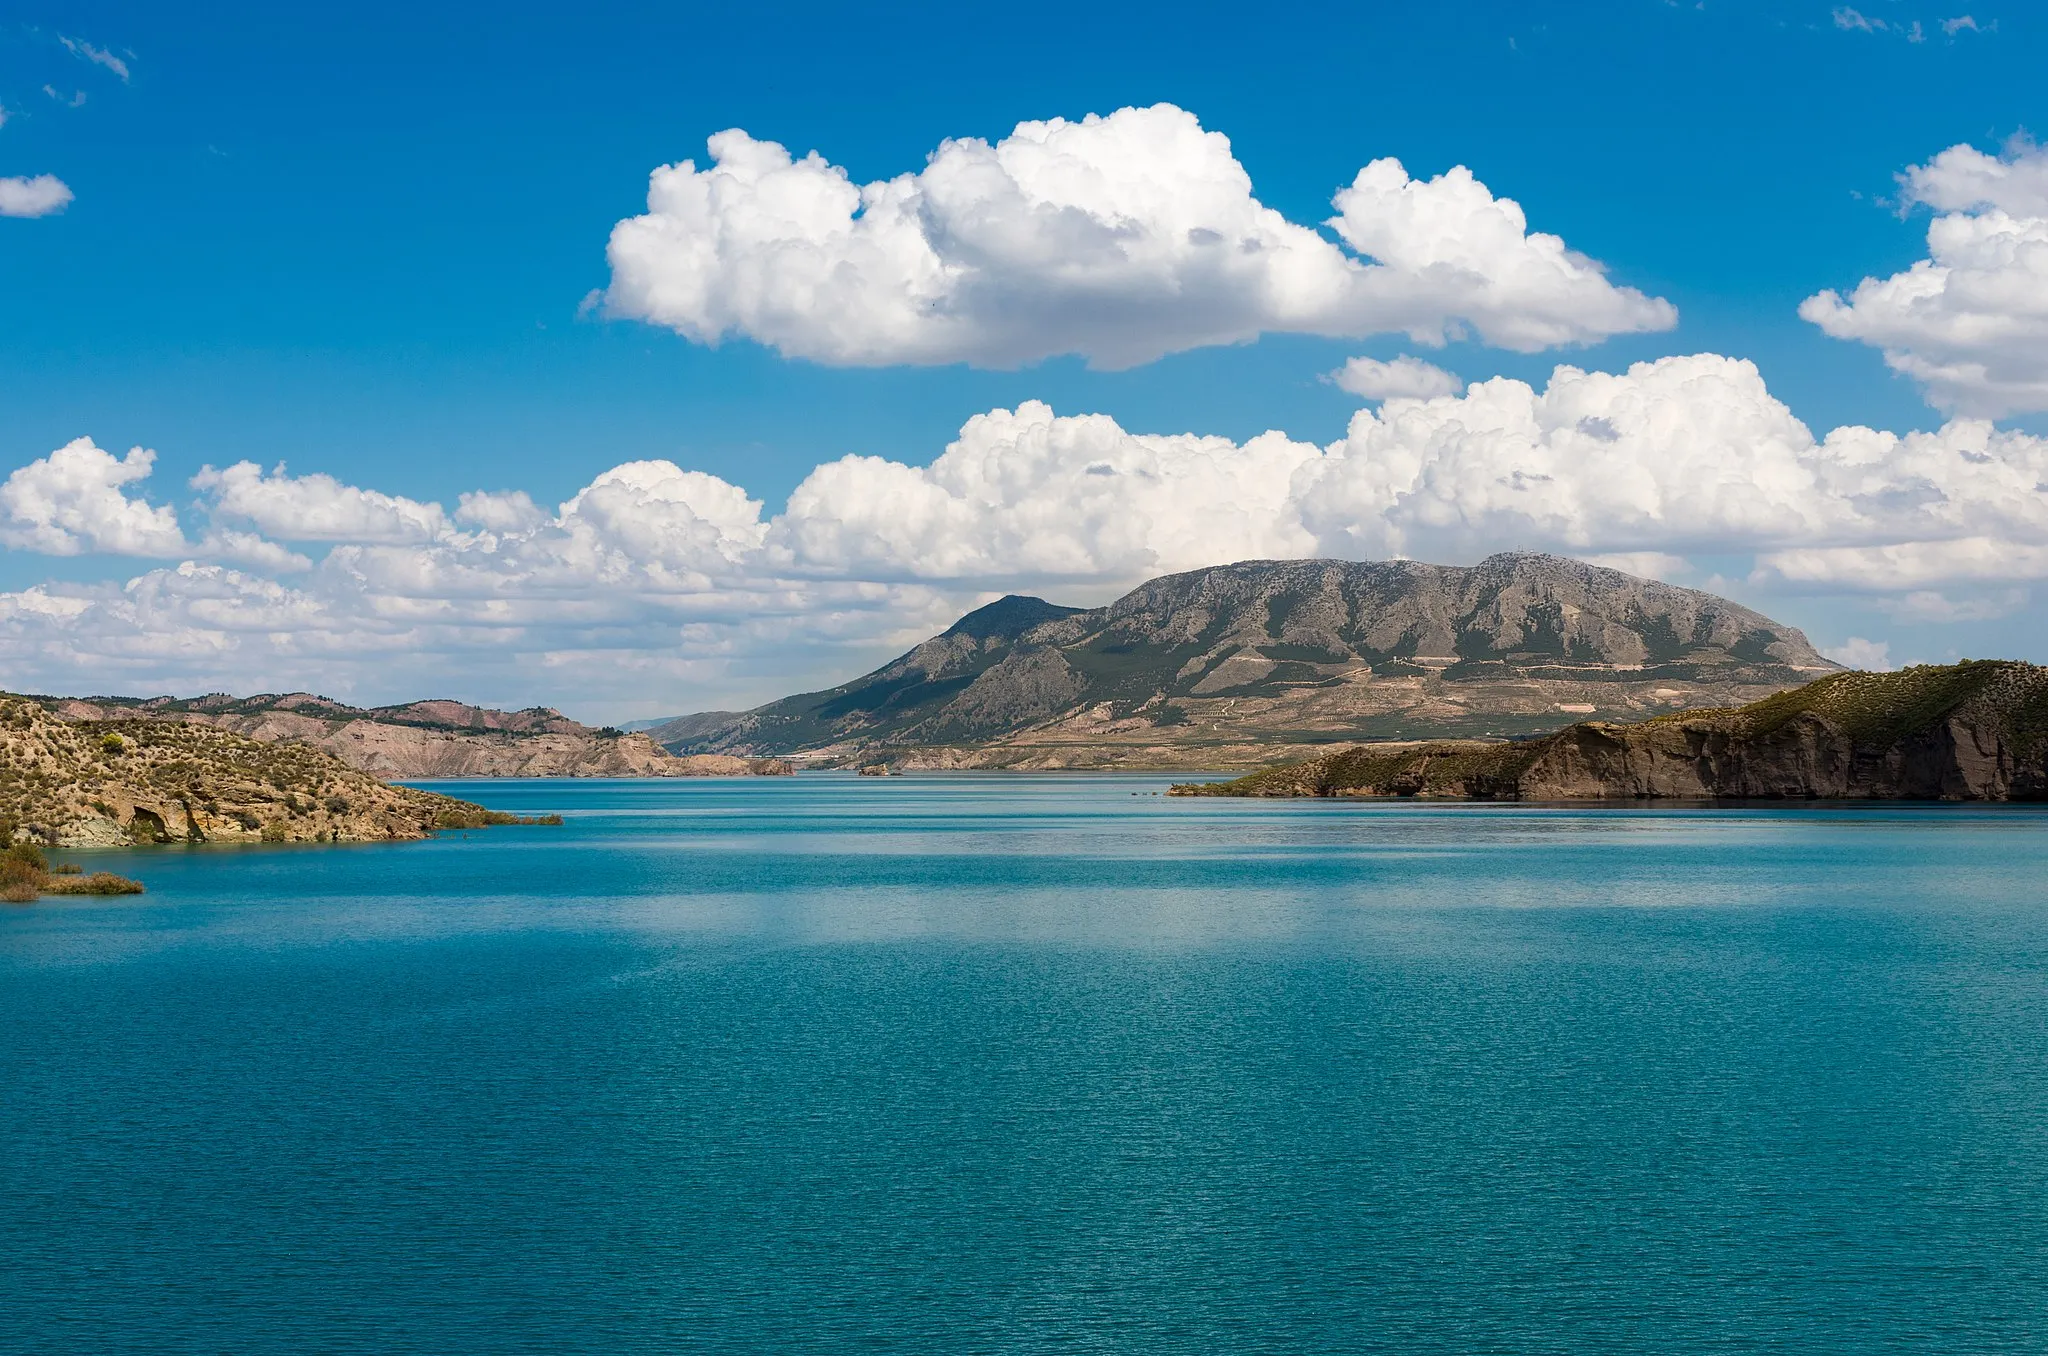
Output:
[{"left": 3, "top": 842, "right": 49, "bottom": 874}]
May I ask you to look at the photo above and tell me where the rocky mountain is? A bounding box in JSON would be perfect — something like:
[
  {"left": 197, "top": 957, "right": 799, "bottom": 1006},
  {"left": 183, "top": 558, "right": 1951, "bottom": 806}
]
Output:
[
  {"left": 39, "top": 692, "right": 793, "bottom": 779},
  {"left": 1176, "top": 661, "right": 2048, "bottom": 801},
  {"left": 0, "top": 694, "right": 552, "bottom": 847},
  {"left": 652, "top": 554, "right": 1838, "bottom": 768}
]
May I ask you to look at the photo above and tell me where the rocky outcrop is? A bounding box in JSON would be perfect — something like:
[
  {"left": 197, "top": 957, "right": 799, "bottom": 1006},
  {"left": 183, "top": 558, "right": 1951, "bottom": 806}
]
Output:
[
  {"left": 1174, "top": 662, "right": 2048, "bottom": 802},
  {"left": 654, "top": 554, "right": 1838, "bottom": 766},
  {"left": 40, "top": 692, "right": 790, "bottom": 779},
  {"left": 0, "top": 695, "right": 546, "bottom": 847}
]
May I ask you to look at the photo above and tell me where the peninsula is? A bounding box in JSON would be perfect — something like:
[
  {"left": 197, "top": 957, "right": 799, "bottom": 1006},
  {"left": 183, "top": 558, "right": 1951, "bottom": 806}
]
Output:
[
  {"left": 0, "top": 694, "right": 557, "bottom": 847},
  {"left": 1171, "top": 661, "right": 2048, "bottom": 802}
]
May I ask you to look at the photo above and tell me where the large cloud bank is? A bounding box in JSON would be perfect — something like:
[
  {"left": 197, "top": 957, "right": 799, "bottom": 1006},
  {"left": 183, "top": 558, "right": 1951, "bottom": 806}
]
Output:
[
  {"left": 1803, "top": 138, "right": 2048, "bottom": 416},
  {"left": 4, "top": 353, "right": 2045, "bottom": 708},
  {"left": 601, "top": 103, "right": 1676, "bottom": 369}
]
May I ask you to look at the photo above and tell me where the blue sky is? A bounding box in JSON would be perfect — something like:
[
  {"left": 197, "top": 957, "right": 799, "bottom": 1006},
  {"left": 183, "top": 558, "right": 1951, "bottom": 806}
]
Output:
[{"left": 2, "top": 0, "right": 2045, "bottom": 716}]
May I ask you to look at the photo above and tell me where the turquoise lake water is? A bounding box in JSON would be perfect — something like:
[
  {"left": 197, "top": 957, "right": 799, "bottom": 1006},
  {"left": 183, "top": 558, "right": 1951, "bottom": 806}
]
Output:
[{"left": 5, "top": 774, "right": 2048, "bottom": 1353}]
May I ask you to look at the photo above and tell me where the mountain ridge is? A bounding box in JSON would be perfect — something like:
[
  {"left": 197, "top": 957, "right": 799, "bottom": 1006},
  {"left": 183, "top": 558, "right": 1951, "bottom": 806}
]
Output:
[{"left": 651, "top": 552, "right": 1839, "bottom": 767}]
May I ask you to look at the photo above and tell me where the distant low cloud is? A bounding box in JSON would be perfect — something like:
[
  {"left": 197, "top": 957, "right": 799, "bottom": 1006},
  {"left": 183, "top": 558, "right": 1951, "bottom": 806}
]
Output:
[
  {"left": 59, "top": 36, "right": 130, "bottom": 82},
  {"left": 0, "top": 174, "right": 72, "bottom": 218},
  {"left": 5, "top": 354, "right": 2048, "bottom": 705},
  {"left": 1823, "top": 637, "right": 1893, "bottom": 670},
  {"left": 603, "top": 103, "right": 1675, "bottom": 370},
  {"left": 1802, "top": 138, "right": 2048, "bottom": 416},
  {"left": 1329, "top": 355, "right": 1464, "bottom": 402}
]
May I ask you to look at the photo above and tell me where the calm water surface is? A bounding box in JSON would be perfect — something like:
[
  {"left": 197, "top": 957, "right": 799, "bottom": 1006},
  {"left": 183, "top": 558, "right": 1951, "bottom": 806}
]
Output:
[{"left": 4, "top": 774, "right": 2048, "bottom": 1353}]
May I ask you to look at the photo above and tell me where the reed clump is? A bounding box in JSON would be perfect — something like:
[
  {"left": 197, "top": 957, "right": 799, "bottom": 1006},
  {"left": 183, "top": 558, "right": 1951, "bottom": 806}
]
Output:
[{"left": 0, "top": 842, "right": 144, "bottom": 902}]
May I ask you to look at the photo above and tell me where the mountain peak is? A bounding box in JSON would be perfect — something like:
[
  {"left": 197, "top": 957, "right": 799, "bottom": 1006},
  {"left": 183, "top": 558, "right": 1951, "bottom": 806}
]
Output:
[{"left": 941, "top": 594, "right": 1084, "bottom": 642}]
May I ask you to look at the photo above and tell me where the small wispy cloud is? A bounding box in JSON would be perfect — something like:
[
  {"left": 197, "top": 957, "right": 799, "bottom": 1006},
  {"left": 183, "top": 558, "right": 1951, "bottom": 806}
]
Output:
[
  {"left": 1837, "top": 7, "right": 1990, "bottom": 41},
  {"left": 0, "top": 104, "right": 10, "bottom": 131},
  {"left": 42, "top": 86, "right": 87, "bottom": 109},
  {"left": 59, "top": 36, "right": 130, "bottom": 82}
]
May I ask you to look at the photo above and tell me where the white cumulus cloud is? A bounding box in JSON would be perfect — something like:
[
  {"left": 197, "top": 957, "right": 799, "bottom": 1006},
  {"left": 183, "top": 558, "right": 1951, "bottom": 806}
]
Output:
[
  {"left": 192, "top": 462, "right": 453, "bottom": 544},
  {"left": 0, "top": 439, "right": 185, "bottom": 556},
  {"left": 0, "top": 174, "right": 73, "bottom": 218},
  {"left": 1802, "top": 138, "right": 2048, "bottom": 416},
  {"left": 603, "top": 103, "right": 1675, "bottom": 370},
  {"left": 774, "top": 404, "right": 1319, "bottom": 583}
]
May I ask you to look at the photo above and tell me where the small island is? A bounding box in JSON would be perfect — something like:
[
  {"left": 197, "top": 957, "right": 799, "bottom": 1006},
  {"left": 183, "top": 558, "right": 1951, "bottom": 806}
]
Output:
[{"left": 1172, "top": 661, "right": 2048, "bottom": 802}]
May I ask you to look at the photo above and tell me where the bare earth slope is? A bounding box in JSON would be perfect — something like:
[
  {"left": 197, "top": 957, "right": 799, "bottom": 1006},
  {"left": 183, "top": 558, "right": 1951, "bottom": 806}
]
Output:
[
  {"left": 40, "top": 692, "right": 792, "bottom": 779},
  {"left": 655, "top": 554, "right": 1837, "bottom": 768},
  {"left": 0, "top": 695, "right": 541, "bottom": 846},
  {"left": 1174, "top": 662, "right": 2048, "bottom": 801}
]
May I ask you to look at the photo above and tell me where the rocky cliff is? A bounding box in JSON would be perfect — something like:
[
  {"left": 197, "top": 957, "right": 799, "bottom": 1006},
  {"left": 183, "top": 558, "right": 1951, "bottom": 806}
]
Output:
[
  {"left": 40, "top": 692, "right": 793, "bottom": 779},
  {"left": 1174, "top": 661, "right": 2048, "bottom": 802},
  {"left": 0, "top": 695, "right": 550, "bottom": 847},
  {"left": 654, "top": 554, "right": 1837, "bottom": 767}
]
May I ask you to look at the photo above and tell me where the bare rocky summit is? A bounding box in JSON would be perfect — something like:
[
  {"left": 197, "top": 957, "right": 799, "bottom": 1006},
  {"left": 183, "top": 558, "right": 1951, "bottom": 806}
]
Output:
[
  {"left": 0, "top": 695, "right": 547, "bottom": 847},
  {"left": 40, "top": 692, "right": 793, "bottom": 779},
  {"left": 1174, "top": 662, "right": 2048, "bottom": 801},
  {"left": 655, "top": 554, "right": 1838, "bottom": 768}
]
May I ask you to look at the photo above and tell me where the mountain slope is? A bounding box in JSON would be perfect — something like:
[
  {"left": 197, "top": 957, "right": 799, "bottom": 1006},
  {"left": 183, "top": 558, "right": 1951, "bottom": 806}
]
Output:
[
  {"left": 654, "top": 554, "right": 1837, "bottom": 765},
  {"left": 39, "top": 692, "right": 791, "bottom": 778},
  {"left": 1174, "top": 661, "right": 2048, "bottom": 801}
]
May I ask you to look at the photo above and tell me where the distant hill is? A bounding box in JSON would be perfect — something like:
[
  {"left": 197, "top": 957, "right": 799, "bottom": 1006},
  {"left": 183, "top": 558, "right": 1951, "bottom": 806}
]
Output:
[
  {"left": 1175, "top": 661, "right": 2048, "bottom": 801},
  {"left": 37, "top": 693, "right": 792, "bottom": 779},
  {"left": 650, "top": 553, "right": 1838, "bottom": 768}
]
